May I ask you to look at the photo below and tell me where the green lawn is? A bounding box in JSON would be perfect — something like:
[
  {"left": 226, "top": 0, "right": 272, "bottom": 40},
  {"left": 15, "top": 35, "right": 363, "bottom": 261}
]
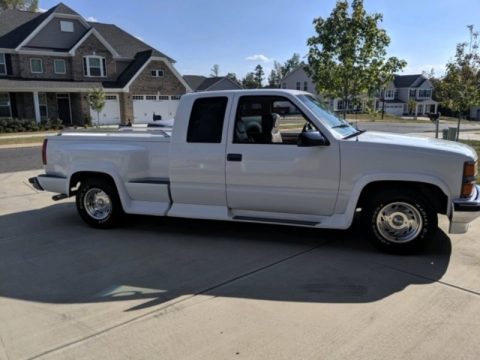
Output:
[{"left": 0, "top": 136, "right": 46, "bottom": 146}]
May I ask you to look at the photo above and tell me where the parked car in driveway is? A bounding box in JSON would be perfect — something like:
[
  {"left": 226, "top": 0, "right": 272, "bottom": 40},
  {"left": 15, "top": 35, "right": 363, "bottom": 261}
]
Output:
[{"left": 29, "top": 89, "right": 480, "bottom": 253}]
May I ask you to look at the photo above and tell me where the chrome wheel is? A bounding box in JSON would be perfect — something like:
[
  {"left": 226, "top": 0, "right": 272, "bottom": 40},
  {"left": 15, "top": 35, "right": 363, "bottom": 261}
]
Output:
[
  {"left": 83, "top": 188, "right": 112, "bottom": 221},
  {"left": 375, "top": 202, "right": 423, "bottom": 243}
]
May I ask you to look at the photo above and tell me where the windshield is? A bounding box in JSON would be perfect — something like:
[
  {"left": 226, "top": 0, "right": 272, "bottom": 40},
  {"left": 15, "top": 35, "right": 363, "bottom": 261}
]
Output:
[{"left": 297, "top": 95, "right": 359, "bottom": 138}]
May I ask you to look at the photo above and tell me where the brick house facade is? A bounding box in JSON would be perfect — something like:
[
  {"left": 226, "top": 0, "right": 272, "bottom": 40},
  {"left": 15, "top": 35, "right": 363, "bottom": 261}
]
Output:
[{"left": 0, "top": 3, "right": 191, "bottom": 125}]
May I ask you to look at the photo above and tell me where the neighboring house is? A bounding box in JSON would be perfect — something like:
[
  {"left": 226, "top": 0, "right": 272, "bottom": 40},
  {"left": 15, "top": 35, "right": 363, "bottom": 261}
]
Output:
[
  {"left": 280, "top": 66, "right": 319, "bottom": 97},
  {"left": 183, "top": 75, "right": 242, "bottom": 92},
  {"left": 281, "top": 68, "right": 438, "bottom": 116},
  {"left": 0, "top": 3, "right": 191, "bottom": 125},
  {"left": 378, "top": 74, "right": 438, "bottom": 116}
]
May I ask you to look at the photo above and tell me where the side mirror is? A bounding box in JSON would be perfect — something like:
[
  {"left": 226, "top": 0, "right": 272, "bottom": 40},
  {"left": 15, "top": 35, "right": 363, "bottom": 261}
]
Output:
[{"left": 297, "top": 131, "right": 329, "bottom": 147}]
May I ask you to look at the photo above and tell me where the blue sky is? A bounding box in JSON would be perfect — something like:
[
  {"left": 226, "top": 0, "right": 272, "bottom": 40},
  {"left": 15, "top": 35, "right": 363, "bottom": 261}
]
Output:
[{"left": 41, "top": 0, "right": 480, "bottom": 79}]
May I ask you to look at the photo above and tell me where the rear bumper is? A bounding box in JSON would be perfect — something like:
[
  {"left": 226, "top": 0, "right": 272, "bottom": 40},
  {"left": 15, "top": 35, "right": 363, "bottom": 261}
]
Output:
[
  {"left": 28, "top": 174, "right": 67, "bottom": 195},
  {"left": 450, "top": 185, "right": 480, "bottom": 234}
]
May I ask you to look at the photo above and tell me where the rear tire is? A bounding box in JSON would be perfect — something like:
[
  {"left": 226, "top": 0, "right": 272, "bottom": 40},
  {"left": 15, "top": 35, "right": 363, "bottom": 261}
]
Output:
[
  {"left": 76, "top": 178, "right": 123, "bottom": 228},
  {"left": 363, "top": 190, "right": 437, "bottom": 254}
]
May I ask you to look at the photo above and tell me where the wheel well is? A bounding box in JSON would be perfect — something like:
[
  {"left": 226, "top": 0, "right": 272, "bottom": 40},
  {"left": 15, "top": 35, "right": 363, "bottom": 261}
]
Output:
[
  {"left": 357, "top": 181, "right": 448, "bottom": 215},
  {"left": 69, "top": 171, "right": 116, "bottom": 195}
]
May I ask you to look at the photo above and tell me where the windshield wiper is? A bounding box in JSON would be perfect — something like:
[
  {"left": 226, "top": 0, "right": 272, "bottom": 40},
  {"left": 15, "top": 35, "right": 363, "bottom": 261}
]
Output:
[
  {"left": 343, "top": 130, "right": 366, "bottom": 139},
  {"left": 331, "top": 124, "right": 351, "bottom": 129}
]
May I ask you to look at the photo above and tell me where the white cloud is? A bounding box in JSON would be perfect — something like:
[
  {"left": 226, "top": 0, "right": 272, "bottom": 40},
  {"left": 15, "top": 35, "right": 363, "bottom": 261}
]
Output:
[
  {"left": 86, "top": 16, "right": 98, "bottom": 22},
  {"left": 401, "top": 63, "right": 446, "bottom": 76},
  {"left": 245, "top": 54, "right": 272, "bottom": 63}
]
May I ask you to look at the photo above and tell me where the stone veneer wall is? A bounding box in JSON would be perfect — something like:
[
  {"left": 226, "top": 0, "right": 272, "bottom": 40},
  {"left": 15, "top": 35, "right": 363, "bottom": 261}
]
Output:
[{"left": 129, "top": 60, "right": 186, "bottom": 95}]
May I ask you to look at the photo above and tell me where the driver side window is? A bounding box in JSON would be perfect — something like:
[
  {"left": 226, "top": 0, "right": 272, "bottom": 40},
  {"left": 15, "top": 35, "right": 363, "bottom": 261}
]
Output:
[{"left": 234, "top": 96, "right": 315, "bottom": 145}]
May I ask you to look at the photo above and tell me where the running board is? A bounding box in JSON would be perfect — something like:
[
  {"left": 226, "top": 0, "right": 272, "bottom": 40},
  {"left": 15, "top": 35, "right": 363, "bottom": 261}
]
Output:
[{"left": 233, "top": 216, "right": 320, "bottom": 227}]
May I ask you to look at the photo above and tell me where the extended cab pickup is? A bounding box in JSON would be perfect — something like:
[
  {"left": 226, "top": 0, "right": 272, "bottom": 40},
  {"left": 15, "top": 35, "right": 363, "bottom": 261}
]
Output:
[{"left": 30, "top": 89, "right": 480, "bottom": 252}]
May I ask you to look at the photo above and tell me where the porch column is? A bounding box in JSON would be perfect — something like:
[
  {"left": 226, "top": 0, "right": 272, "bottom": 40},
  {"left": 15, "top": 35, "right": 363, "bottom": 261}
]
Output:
[{"left": 33, "top": 91, "right": 41, "bottom": 123}]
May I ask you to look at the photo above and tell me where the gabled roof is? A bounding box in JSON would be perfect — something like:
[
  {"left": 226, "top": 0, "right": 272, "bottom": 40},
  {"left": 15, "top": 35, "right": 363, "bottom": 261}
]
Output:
[
  {"left": 393, "top": 74, "right": 426, "bottom": 88},
  {"left": 183, "top": 75, "right": 207, "bottom": 91},
  {"left": 0, "top": 3, "right": 174, "bottom": 61},
  {"left": 183, "top": 75, "right": 242, "bottom": 91},
  {"left": 103, "top": 50, "right": 153, "bottom": 88}
]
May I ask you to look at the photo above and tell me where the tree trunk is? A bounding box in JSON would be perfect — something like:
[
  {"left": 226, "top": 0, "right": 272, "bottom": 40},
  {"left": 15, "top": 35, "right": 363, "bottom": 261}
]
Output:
[
  {"left": 456, "top": 113, "right": 461, "bottom": 141},
  {"left": 97, "top": 111, "right": 100, "bottom": 128}
]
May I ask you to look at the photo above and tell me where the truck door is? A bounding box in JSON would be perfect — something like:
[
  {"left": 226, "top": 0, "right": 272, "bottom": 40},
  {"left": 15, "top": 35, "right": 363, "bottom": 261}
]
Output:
[
  {"left": 225, "top": 94, "right": 340, "bottom": 218},
  {"left": 169, "top": 95, "right": 232, "bottom": 217}
]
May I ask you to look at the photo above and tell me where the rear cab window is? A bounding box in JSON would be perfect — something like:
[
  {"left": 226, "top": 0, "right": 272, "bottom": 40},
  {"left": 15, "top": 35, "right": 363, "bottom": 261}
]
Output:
[{"left": 187, "top": 97, "right": 228, "bottom": 143}]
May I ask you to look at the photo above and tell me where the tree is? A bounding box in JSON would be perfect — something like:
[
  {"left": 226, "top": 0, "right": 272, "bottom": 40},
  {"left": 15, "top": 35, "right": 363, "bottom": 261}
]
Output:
[
  {"left": 436, "top": 25, "right": 480, "bottom": 129},
  {"left": 281, "top": 53, "right": 302, "bottom": 77},
  {"left": 0, "top": 0, "right": 38, "bottom": 11},
  {"left": 306, "top": 0, "right": 406, "bottom": 118},
  {"left": 210, "top": 64, "right": 220, "bottom": 77},
  {"left": 226, "top": 72, "right": 239, "bottom": 82},
  {"left": 87, "top": 88, "right": 106, "bottom": 127},
  {"left": 242, "top": 72, "right": 257, "bottom": 89},
  {"left": 254, "top": 64, "right": 264, "bottom": 87}
]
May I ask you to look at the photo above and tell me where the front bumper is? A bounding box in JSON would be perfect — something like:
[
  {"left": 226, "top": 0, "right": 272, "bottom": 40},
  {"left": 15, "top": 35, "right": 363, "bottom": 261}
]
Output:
[{"left": 450, "top": 185, "right": 480, "bottom": 234}]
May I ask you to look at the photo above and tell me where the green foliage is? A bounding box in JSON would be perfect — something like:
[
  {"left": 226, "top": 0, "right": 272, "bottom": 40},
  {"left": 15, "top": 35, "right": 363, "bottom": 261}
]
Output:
[
  {"left": 0, "top": 0, "right": 37, "bottom": 11},
  {"left": 254, "top": 64, "right": 264, "bottom": 87},
  {"left": 306, "top": 0, "right": 406, "bottom": 116},
  {"left": 87, "top": 88, "right": 106, "bottom": 127},
  {"left": 210, "top": 64, "right": 220, "bottom": 77},
  {"left": 242, "top": 72, "right": 258, "bottom": 89},
  {"left": 0, "top": 118, "right": 63, "bottom": 133},
  {"left": 435, "top": 25, "right": 480, "bottom": 117}
]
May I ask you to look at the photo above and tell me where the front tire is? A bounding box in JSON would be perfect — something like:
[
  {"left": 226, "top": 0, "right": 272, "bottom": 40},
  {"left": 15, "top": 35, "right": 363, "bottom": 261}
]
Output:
[
  {"left": 76, "top": 178, "right": 123, "bottom": 228},
  {"left": 363, "top": 190, "right": 437, "bottom": 253}
]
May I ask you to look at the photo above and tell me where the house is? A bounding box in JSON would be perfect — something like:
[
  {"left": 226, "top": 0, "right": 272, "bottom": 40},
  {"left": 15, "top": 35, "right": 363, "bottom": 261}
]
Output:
[
  {"left": 378, "top": 74, "right": 438, "bottom": 116},
  {"left": 0, "top": 3, "right": 191, "bottom": 125},
  {"left": 183, "top": 75, "right": 242, "bottom": 91},
  {"left": 281, "top": 67, "right": 438, "bottom": 116},
  {"left": 280, "top": 66, "right": 319, "bottom": 96}
]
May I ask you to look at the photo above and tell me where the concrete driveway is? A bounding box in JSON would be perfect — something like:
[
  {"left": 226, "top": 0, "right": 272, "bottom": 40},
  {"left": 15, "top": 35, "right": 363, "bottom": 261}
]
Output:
[{"left": 1, "top": 169, "right": 479, "bottom": 360}]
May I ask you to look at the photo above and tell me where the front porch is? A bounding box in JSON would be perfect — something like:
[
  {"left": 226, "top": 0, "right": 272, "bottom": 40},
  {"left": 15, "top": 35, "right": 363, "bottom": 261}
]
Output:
[{"left": 0, "top": 92, "right": 90, "bottom": 125}]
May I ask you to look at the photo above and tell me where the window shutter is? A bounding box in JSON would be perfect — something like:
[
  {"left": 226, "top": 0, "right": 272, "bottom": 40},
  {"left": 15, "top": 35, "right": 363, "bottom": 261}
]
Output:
[
  {"left": 102, "top": 58, "right": 106, "bottom": 77},
  {"left": 83, "top": 58, "right": 88, "bottom": 76},
  {"left": 5, "top": 54, "right": 12, "bottom": 75}
]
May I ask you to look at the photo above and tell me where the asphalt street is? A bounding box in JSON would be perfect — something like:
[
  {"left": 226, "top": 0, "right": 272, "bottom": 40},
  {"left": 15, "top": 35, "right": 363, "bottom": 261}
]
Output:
[{"left": 0, "top": 146, "right": 42, "bottom": 173}]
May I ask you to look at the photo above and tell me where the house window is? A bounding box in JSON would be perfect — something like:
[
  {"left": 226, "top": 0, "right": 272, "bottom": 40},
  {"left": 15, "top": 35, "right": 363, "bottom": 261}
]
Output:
[
  {"left": 418, "top": 89, "right": 432, "bottom": 98},
  {"left": 282, "top": 83, "right": 286, "bottom": 89},
  {"left": 146, "top": 95, "right": 157, "bottom": 100},
  {"left": 83, "top": 56, "right": 106, "bottom": 77},
  {"left": 296, "top": 82, "right": 301, "bottom": 90},
  {"left": 105, "top": 95, "right": 118, "bottom": 101},
  {"left": 0, "top": 53, "right": 6, "bottom": 75},
  {"left": 303, "top": 81, "right": 308, "bottom": 91},
  {"left": 385, "top": 90, "right": 395, "bottom": 99},
  {"left": 132, "top": 95, "right": 144, "bottom": 100},
  {"left": 54, "top": 59, "right": 66, "bottom": 74},
  {"left": 0, "top": 93, "right": 11, "bottom": 117},
  {"left": 409, "top": 89, "right": 416, "bottom": 98},
  {"left": 39, "top": 93, "right": 48, "bottom": 121},
  {"left": 171, "top": 95, "right": 181, "bottom": 100},
  {"left": 30, "top": 58, "right": 43, "bottom": 73},
  {"left": 158, "top": 95, "right": 169, "bottom": 101},
  {"left": 151, "top": 69, "right": 164, "bottom": 77},
  {"left": 60, "top": 21, "right": 74, "bottom": 32}
]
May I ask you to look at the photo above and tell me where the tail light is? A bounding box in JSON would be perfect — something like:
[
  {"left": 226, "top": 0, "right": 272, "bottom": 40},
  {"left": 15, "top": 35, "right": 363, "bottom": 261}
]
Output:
[
  {"left": 42, "top": 138, "right": 48, "bottom": 165},
  {"left": 461, "top": 161, "right": 478, "bottom": 198}
]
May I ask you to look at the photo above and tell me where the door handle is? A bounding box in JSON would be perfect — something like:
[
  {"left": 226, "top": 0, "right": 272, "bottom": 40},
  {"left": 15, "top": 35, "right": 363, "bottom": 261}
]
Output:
[{"left": 227, "top": 153, "right": 242, "bottom": 162}]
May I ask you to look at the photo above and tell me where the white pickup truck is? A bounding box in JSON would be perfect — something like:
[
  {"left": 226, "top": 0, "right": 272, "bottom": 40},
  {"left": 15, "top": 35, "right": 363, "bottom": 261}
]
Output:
[{"left": 29, "top": 89, "right": 480, "bottom": 253}]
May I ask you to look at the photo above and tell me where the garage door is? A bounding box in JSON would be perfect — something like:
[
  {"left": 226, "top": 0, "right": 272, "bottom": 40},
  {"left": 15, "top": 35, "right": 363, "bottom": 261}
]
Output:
[
  {"left": 133, "top": 95, "right": 180, "bottom": 124},
  {"left": 89, "top": 95, "right": 121, "bottom": 125},
  {"left": 384, "top": 104, "right": 404, "bottom": 116}
]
